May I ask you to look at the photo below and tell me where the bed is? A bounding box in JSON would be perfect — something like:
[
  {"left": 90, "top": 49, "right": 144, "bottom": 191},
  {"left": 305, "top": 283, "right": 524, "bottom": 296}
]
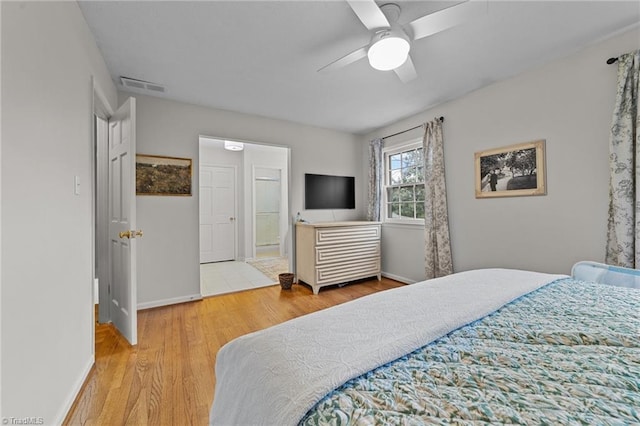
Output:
[{"left": 209, "top": 263, "right": 640, "bottom": 425}]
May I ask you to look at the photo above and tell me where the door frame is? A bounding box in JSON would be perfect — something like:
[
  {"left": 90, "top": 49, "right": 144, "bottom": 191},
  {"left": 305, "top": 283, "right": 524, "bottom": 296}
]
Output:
[
  {"left": 197, "top": 137, "right": 293, "bottom": 274},
  {"left": 251, "top": 165, "right": 286, "bottom": 259},
  {"left": 199, "top": 163, "right": 239, "bottom": 263},
  {"left": 92, "top": 80, "right": 114, "bottom": 327}
]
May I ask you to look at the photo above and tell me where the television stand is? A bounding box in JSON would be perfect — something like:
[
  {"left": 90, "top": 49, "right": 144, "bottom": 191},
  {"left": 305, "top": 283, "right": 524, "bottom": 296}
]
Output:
[{"left": 295, "top": 221, "right": 381, "bottom": 295}]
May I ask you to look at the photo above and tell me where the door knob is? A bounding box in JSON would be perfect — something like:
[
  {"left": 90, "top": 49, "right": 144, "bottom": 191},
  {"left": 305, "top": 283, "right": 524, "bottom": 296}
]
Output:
[
  {"left": 230, "top": 217, "right": 235, "bottom": 221},
  {"left": 119, "top": 230, "right": 143, "bottom": 239}
]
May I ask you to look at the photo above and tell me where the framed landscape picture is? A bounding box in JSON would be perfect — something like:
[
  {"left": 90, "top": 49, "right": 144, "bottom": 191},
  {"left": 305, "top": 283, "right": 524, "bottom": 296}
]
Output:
[
  {"left": 136, "top": 154, "right": 192, "bottom": 196},
  {"left": 474, "top": 140, "right": 546, "bottom": 199}
]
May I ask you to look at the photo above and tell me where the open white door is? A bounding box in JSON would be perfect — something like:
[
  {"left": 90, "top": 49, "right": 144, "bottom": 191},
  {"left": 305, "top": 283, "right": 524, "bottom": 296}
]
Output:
[{"left": 108, "top": 97, "right": 138, "bottom": 345}]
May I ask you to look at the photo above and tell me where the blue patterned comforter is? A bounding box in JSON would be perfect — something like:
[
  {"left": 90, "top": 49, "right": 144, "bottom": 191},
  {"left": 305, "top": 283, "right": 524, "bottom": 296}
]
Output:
[{"left": 301, "top": 278, "right": 640, "bottom": 425}]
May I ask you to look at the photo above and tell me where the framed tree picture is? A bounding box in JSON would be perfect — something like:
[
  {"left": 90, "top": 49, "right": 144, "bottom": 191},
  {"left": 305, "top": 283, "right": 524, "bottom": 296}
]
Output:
[
  {"left": 474, "top": 140, "right": 546, "bottom": 198},
  {"left": 136, "top": 154, "right": 192, "bottom": 196}
]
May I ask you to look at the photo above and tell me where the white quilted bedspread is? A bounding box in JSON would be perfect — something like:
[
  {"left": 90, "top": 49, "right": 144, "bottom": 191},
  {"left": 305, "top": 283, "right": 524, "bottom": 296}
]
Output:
[{"left": 209, "top": 269, "right": 566, "bottom": 425}]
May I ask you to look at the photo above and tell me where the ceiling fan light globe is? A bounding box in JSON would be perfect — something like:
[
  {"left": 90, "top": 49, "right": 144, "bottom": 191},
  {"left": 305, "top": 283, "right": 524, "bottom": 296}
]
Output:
[{"left": 367, "top": 36, "right": 410, "bottom": 71}]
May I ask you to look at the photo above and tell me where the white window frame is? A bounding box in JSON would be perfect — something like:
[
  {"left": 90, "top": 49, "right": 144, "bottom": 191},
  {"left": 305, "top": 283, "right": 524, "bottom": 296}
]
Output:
[{"left": 382, "top": 138, "right": 425, "bottom": 225}]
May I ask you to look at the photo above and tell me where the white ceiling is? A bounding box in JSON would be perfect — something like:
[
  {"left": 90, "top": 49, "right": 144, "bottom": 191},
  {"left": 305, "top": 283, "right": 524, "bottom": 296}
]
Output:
[{"left": 78, "top": 1, "right": 640, "bottom": 135}]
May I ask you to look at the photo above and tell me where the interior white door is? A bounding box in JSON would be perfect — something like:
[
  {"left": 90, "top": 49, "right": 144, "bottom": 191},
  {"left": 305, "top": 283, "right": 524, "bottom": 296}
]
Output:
[
  {"left": 108, "top": 97, "right": 138, "bottom": 345},
  {"left": 200, "top": 165, "right": 236, "bottom": 263}
]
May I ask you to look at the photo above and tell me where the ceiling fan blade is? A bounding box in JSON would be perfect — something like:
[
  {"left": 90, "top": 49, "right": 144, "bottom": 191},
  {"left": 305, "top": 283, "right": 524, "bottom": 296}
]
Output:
[
  {"left": 394, "top": 55, "right": 417, "bottom": 83},
  {"left": 346, "top": 0, "right": 390, "bottom": 30},
  {"left": 318, "top": 46, "right": 368, "bottom": 73},
  {"left": 408, "top": 0, "right": 487, "bottom": 40}
]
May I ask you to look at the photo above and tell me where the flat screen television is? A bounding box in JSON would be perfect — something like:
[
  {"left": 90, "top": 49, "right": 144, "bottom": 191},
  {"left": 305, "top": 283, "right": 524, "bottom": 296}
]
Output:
[{"left": 305, "top": 173, "right": 355, "bottom": 210}]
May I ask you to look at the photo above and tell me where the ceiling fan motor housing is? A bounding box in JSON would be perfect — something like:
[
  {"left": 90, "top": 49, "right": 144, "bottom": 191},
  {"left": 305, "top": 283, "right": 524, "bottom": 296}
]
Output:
[
  {"left": 379, "top": 3, "right": 401, "bottom": 23},
  {"left": 370, "top": 24, "right": 410, "bottom": 46}
]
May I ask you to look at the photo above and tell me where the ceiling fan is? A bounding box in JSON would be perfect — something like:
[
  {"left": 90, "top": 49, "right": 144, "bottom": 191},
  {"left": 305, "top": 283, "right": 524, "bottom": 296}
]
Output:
[{"left": 318, "top": 0, "right": 487, "bottom": 83}]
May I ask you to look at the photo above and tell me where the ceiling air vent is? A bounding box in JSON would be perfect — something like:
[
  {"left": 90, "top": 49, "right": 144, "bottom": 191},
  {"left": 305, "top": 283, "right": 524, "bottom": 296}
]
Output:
[
  {"left": 120, "top": 76, "right": 165, "bottom": 93},
  {"left": 145, "top": 84, "right": 165, "bottom": 93}
]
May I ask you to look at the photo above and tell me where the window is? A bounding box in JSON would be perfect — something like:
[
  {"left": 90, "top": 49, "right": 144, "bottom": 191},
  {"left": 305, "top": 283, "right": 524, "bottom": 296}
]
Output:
[{"left": 384, "top": 140, "right": 424, "bottom": 223}]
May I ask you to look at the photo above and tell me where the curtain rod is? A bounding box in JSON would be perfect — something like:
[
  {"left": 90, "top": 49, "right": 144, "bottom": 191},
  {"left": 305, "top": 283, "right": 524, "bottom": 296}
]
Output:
[
  {"left": 381, "top": 116, "right": 444, "bottom": 140},
  {"left": 607, "top": 57, "right": 618, "bottom": 65}
]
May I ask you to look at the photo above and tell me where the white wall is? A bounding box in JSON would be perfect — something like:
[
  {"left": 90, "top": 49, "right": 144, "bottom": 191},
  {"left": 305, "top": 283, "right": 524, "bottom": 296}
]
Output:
[
  {"left": 1, "top": 2, "right": 117, "bottom": 422},
  {"left": 200, "top": 140, "right": 244, "bottom": 167},
  {"left": 129, "top": 93, "right": 363, "bottom": 307},
  {"left": 364, "top": 28, "right": 640, "bottom": 282}
]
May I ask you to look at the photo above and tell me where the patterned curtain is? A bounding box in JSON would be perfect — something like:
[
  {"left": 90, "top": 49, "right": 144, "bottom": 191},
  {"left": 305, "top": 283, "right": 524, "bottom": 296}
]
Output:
[
  {"left": 367, "top": 138, "right": 383, "bottom": 221},
  {"left": 423, "top": 119, "right": 453, "bottom": 278},
  {"left": 606, "top": 50, "right": 640, "bottom": 268}
]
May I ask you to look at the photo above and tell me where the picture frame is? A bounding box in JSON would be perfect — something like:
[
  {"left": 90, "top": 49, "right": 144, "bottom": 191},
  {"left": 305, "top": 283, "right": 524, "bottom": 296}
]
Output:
[
  {"left": 474, "top": 140, "right": 546, "bottom": 199},
  {"left": 136, "top": 154, "right": 192, "bottom": 196}
]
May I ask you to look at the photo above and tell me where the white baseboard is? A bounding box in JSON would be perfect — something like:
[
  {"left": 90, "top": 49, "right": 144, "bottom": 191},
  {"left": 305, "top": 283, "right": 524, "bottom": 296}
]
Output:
[
  {"left": 55, "top": 355, "right": 94, "bottom": 425},
  {"left": 381, "top": 272, "right": 417, "bottom": 284},
  {"left": 137, "top": 293, "right": 202, "bottom": 310}
]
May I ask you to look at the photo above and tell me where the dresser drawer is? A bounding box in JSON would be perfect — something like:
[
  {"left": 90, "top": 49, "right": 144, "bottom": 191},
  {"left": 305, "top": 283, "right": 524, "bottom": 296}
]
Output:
[
  {"left": 315, "top": 225, "right": 380, "bottom": 246},
  {"left": 316, "top": 259, "right": 380, "bottom": 285},
  {"left": 315, "top": 242, "right": 379, "bottom": 265}
]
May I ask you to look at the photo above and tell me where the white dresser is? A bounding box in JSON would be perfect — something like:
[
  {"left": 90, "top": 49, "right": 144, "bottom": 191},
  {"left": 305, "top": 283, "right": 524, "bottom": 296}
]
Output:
[{"left": 295, "top": 221, "right": 381, "bottom": 295}]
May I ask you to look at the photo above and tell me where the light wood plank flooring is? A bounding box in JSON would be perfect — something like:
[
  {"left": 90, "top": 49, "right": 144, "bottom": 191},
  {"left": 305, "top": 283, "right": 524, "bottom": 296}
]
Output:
[{"left": 64, "top": 278, "right": 404, "bottom": 425}]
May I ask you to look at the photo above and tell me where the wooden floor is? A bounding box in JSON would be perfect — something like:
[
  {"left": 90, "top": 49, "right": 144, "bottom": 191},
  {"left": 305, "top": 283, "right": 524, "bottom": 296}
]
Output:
[{"left": 64, "top": 278, "right": 404, "bottom": 425}]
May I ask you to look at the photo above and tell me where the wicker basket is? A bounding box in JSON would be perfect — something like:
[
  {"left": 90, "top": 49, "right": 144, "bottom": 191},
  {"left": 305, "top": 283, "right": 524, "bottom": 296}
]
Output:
[{"left": 278, "top": 273, "right": 295, "bottom": 290}]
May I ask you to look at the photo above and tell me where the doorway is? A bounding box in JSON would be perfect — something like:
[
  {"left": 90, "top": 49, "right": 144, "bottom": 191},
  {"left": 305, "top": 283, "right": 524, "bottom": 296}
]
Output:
[
  {"left": 254, "top": 167, "right": 282, "bottom": 258},
  {"left": 94, "top": 114, "right": 109, "bottom": 324},
  {"left": 198, "top": 137, "right": 291, "bottom": 297},
  {"left": 92, "top": 89, "right": 139, "bottom": 346}
]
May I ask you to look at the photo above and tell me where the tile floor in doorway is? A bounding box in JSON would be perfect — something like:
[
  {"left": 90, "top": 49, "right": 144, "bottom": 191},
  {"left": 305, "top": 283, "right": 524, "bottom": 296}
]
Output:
[{"left": 200, "top": 261, "right": 277, "bottom": 297}]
